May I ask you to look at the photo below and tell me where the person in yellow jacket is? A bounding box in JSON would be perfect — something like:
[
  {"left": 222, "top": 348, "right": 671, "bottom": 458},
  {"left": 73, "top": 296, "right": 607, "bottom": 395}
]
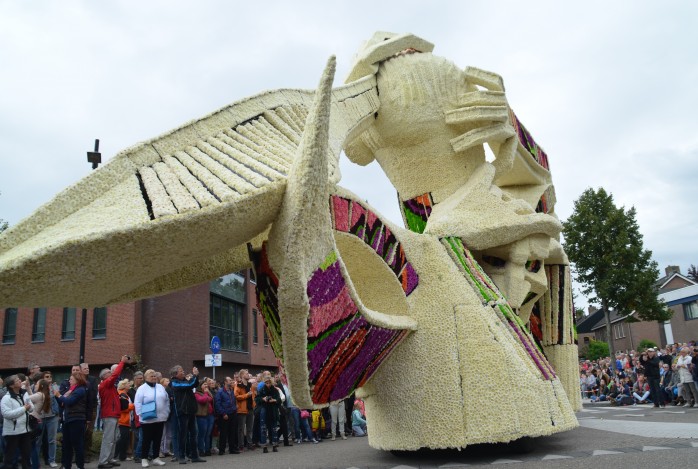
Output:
[{"left": 310, "top": 410, "right": 325, "bottom": 443}]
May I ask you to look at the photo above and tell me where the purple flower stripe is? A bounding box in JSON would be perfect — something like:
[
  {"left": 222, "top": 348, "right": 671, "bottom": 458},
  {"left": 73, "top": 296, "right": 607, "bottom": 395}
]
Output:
[
  {"left": 403, "top": 199, "right": 430, "bottom": 217},
  {"left": 374, "top": 227, "right": 386, "bottom": 256},
  {"left": 329, "top": 327, "right": 396, "bottom": 400},
  {"left": 402, "top": 262, "right": 419, "bottom": 296},
  {"left": 307, "top": 261, "right": 345, "bottom": 308},
  {"left": 384, "top": 241, "right": 397, "bottom": 267},
  {"left": 307, "top": 315, "right": 366, "bottom": 381},
  {"left": 355, "top": 226, "right": 366, "bottom": 241},
  {"left": 506, "top": 314, "right": 556, "bottom": 378},
  {"left": 369, "top": 224, "right": 383, "bottom": 252}
]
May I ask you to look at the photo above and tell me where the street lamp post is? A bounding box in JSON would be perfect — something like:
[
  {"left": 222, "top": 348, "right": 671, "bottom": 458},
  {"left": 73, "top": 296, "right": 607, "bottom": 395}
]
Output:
[{"left": 79, "top": 139, "right": 101, "bottom": 363}]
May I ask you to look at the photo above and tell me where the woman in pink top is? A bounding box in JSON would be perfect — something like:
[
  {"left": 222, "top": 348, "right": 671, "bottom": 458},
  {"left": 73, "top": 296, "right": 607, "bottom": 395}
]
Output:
[{"left": 194, "top": 381, "right": 215, "bottom": 456}]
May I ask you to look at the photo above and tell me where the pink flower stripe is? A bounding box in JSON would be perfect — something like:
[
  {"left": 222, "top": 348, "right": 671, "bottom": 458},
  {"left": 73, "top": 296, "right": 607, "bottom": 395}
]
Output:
[
  {"left": 332, "top": 196, "right": 350, "bottom": 232},
  {"left": 366, "top": 210, "right": 378, "bottom": 233},
  {"left": 308, "top": 284, "right": 357, "bottom": 338}
]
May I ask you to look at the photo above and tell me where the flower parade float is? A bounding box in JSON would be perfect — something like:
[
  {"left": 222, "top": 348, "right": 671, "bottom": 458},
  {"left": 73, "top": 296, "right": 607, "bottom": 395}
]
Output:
[{"left": 0, "top": 32, "right": 579, "bottom": 450}]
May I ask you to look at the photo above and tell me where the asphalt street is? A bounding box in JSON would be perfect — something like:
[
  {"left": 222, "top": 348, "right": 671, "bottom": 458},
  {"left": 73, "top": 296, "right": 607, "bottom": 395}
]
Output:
[{"left": 89, "top": 402, "right": 697, "bottom": 469}]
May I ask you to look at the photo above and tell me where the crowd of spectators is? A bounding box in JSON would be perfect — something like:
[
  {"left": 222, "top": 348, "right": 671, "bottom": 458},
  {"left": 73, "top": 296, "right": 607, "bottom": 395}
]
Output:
[
  {"left": 580, "top": 342, "right": 698, "bottom": 407},
  {"left": 0, "top": 357, "right": 368, "bottom": 469}
]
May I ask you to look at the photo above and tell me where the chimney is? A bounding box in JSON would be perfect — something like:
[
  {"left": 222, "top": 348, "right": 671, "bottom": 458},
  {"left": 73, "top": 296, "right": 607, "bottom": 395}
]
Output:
[
  {"left": 665, "top": 265, "right": 681, "bottom": 277},
  {"left": 588, "top": 305, "right": 598, "bottom": 315}
]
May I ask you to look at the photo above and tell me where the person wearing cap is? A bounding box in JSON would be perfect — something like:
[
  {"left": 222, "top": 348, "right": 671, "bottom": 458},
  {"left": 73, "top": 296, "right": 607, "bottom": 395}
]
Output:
[{"left": 639, "top": 348, "right": 663, "bottom": 407}]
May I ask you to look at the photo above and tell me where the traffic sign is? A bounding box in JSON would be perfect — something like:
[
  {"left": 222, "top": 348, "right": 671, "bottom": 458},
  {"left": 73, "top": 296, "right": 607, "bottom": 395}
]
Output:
[
  {"left": 210, "top": 336, "right": 221, "bottom": 354},
  {"left": 205, "top": 354, "right": 222, "bottom": 367}
]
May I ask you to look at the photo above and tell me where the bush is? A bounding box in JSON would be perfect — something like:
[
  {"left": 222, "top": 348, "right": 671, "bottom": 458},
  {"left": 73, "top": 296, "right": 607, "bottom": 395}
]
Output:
[
  {"left": 638, "top": 339, "right": 658, "bottom": 352},
  {"left": 587, "top": 340, "right": 610, "bottom": 360}
]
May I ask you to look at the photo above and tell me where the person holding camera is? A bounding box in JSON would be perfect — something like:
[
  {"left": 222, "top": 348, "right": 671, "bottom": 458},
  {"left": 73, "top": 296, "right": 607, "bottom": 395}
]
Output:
[
  {"left": 54, "top": 372, "right": 88, "bottom": 469},
  {"left": 97, "top": 355, "right": 130, "bottom": 469},
  {"left": 257, "top": 376, "right": 282, "bottom": 453},
  {"left": 170, "top": 365, "right": 205, "bottom": 464}
]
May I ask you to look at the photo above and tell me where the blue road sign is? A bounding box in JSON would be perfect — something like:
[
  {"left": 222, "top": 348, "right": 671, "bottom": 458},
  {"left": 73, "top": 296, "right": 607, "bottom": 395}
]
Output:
[{"left": 210, "top": 336, "right": 221, "bottom": 354}]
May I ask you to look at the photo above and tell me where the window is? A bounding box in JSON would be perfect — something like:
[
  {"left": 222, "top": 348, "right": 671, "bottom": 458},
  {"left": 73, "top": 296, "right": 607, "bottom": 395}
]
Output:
[
  {"left": 613, "top": 323, "right": 626, "bottom": 339},
  {"left": 253, "top": 309, "right": 259, "bottom": 344},
  {"left": 210, "top": 294, "right": 246, "bottom": 352},
  {"left": 92, "top": 307, "right": 107, "bottom": 339},
  {"left": 210, "top": 272, "right": 246, "bottom": 303},
  {"left": 32, "top": 308, "right": 47, "bottom": 342},
  {"left": 62, "top": 307, "right": 76, "bottom": 340},
  {"left": 683, "top": 301, "right": 698, "bottom": 321},
  {"left": 3, "top": 308, "right": 17, "bottom": 344},
  {"left": 583, "top": 336, "right": 590, "bottom": 344},
  {"left": 263, "top": 326, "right": 269, "bottom": 347}
]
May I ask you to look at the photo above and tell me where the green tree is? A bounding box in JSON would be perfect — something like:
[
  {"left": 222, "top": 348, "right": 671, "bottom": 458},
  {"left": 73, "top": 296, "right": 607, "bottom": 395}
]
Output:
[
  {"left": 688, "top": 264, "right": 698, "bottom": 283},
  {"left": 587, "top": 340, "right": 610, "bottom": 361},
  {"left": 637, "top": 338, "right": 658, "bottom": 352},
  {"left": 563, "top": 188, "right": 671, "bottom": 359}
]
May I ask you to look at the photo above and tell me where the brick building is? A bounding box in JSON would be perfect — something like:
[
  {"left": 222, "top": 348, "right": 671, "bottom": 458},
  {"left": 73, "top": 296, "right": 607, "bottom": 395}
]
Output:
[
  {"left": 575, "top": 306, "right": 604, "bottom": 355},
  {"left": 1, "top": 269, "right": 277, "bottom": 380},
  {"left": 575, "top": 265, "right": 698, "bottom": 356},
  {"left": 660, "top": 283, "right": 698, "bottom": 344}
]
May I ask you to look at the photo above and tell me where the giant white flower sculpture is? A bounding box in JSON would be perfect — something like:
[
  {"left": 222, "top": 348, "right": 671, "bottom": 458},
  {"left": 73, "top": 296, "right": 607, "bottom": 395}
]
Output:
[{"left": 0, "top": 32, "right": 579, "bottom": 450}]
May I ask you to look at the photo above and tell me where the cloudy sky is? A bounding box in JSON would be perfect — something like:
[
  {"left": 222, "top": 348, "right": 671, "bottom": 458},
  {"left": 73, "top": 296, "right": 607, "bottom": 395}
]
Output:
[{"left": 1, "top": 1, "right": 696, "bottom": 306}]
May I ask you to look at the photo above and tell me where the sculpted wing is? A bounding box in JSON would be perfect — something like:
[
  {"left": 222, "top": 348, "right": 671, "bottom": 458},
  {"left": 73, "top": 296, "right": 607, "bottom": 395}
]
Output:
[{"left": 0, "top": 69, "right": 378, "bottom": 307}]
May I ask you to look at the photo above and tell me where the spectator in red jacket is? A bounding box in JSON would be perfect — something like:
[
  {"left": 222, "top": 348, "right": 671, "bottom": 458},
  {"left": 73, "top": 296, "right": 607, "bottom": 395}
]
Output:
[{"left": 97, "top": 355, "right": 130, "bottom": 469}]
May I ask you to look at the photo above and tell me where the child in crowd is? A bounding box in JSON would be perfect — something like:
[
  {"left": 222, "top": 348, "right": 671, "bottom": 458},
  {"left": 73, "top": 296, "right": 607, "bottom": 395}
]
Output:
[
  {"left": 311, "top": 409, "right": 325, "bottom": 442},
  {"left": 351, "top": 402, "right": 367, "bottom": 437}
]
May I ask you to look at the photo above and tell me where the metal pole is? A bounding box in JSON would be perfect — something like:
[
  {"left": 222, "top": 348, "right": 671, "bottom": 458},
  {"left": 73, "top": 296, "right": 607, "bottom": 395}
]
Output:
[{"left": 79, "top": 307, "right": 87, "bottom": 363}]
